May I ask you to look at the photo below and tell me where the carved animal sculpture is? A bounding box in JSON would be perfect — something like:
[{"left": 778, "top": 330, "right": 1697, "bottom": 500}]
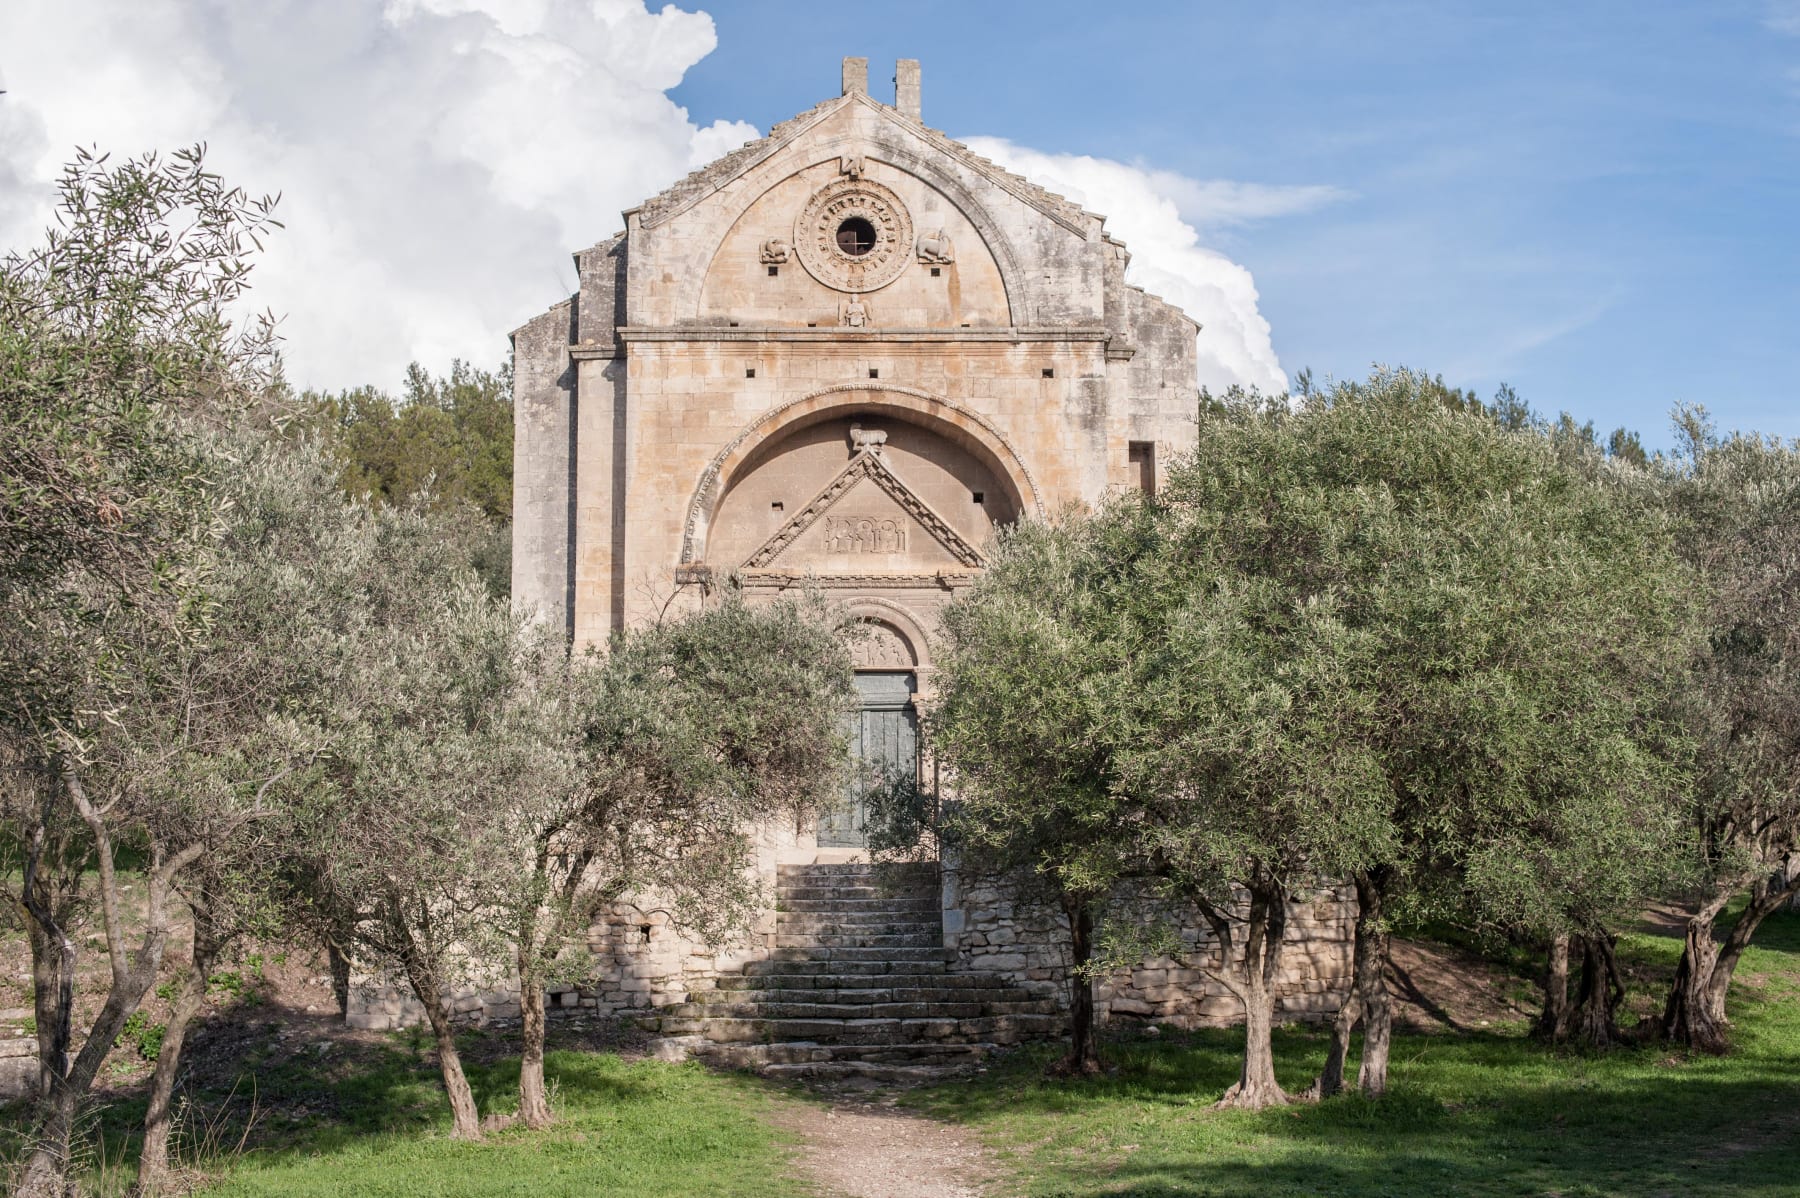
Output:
[
  {"left": 759, "top": 237, "right": 791, "bottom": 264},
  {"left": 915, "top": 229, "right": 954, "bottom": 264},
  {"left": 848, "top": 423, "right": 888, "bottom": 454}
]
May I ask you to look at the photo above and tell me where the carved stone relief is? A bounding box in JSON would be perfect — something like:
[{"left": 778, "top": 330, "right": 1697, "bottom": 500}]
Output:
[
  {"left": 794, "top": 177, "right": 914, "bottom": 294},
  {"left": 851, "top": 619, "right": 916, "bottom": 670},
  {"left": 915, "top": 229, "right": 954, "bottom": 264},
  {"left": 824, "top": 515, "right": 907, "bottom": 554},
  {"left": 758, "top": 237, "right": 791, "bottom": 264}
]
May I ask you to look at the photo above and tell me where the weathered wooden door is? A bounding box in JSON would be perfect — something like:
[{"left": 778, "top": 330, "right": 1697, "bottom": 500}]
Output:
[{"left": 818, "top": 671, "right": 918, "bottom": 848}]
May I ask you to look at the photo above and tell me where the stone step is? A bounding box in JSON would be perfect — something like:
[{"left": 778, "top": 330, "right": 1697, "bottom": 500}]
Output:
[
  {"left": 741, "top": 959, "right": 951, "bottom": 978},
  {"left": 769, "top": 946, "right": 956, "bottom": 964},
  {"left": 775, "top": 913, "right": 942, "bottom": 934},
  {"left": 670, "top": 1013, "right": 1061, "bottom": 1045},
  {"left": 778, "top": 896, "right": 940, "bottom": 914},
  {"left": 774, "top": 931, "right": 942, "bottom": 950},
  {"left": 777, "top": 885, "right": 939, "bottom": 902},
  {"left": 701, "top": 984, "right": 1043, "bottom": 1003},
  {"left": 667, "top": 998, "right": 1058, "bottom": 1021},
  {"left": 693, "top": 1040, "right": 997, "bottom": 1069},
  {"left": 776, "top": 864, "right": 939, "bottom": 878}
]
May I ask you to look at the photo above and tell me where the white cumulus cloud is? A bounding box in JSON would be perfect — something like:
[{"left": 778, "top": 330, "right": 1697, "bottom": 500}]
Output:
[
  {"left": 962, "top": 137, "right": 1345, "bottom": 395},
  {"left": 0, "top": 0, "right": 757, "bottom": 390},
  {"left": 1, "top": 2, "right": 1329, "bottom": 401}
]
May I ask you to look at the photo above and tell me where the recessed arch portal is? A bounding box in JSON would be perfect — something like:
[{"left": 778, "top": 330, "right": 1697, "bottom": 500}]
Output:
[{"left": 680, "top": 384, "right": 1042, "bottom": 566}]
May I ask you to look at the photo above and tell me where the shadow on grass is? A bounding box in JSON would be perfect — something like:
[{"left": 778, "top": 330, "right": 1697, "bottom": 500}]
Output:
[{"left": 905, "top": 911, "right": 1800, "bottom": 1198}]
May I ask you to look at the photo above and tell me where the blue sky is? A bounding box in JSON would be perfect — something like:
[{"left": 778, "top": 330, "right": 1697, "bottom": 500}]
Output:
[
  {"left": 1, "top": 1, "right": 1794, "bottom": 446},
  {"left": 674, "top": 2, "right": 1800, "bottom": 445}
]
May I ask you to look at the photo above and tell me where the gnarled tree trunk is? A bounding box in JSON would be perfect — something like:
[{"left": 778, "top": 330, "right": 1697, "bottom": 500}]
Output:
[
  {"left": 516, "top": 951, "right": 552, "bottom": 1128},
  {"left": 1567, "top": 932, "right": 1625, "bottom": 1049},
  {"left": 393, "top": 917, "right": 481, "bottom": 1141},
  {"left": 1194, "top": 871, "right": 1292, "bottom": 1109},
  {"left": 137, "top": 906, "right": 225, "bottom": 1196},
  {"left": 1311, "top": 871, "right": 1391, "bottom": 1099},
  {"left": 1350, "top": 872, "right": 1392, "bottom": 1096},
  {"left": 15, "top": 774, "right": 200, "bottom": 1198},
  {"left": 1534, "top": 933, "right": 1571, "bottom": 1042},
  {"left": 1055, "top": 897, "right": 1104, "bottom": 1076},
  {"left": 1662, "top": 866, "right": 1800, "bottom": 1052}
]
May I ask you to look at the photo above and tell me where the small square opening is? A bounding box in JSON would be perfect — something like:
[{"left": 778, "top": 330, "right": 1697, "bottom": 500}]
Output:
[
  {"left": 1042, "top": 367, "right": 1055, "bottom": 379},
  {"left": 930, "top": 266, "right": 941, "bottom": 277},
  {"left": 868, "top": 368, "right": 880, "bottom": 379},
  {"left": 728, "top": 321, "right": 738, "bottom": 327},
  {"left": 972, "top": 491, "right": 985, "bottom": 505},
  {"left": 771, "top": 501, "right": 784, "bottom": 513},
  {"left": 1128, "top": 441, "right": 1157, "bottom": 495},
  {"left": 807, "top": 322, "right": 818, "bottom": 328},
  {"left": 767, "top": 265, "right": 779, "bottom": 277},
  {"left": 745, "top": 368, "right": 756, "bottom": 378}
]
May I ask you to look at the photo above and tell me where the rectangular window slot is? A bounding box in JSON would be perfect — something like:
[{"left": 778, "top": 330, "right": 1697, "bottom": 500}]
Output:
[
  {"left": 771, "top": 501, "right": 784, "bottom": 512},
  {"left": 807, "top": 322, "right": 817, "bottom": 328},
  {"left": 768, "top": 265, "right": 779, "bottom": 276},
  {"left": 868, "top": 368, "right": 879, "bottom": 379},
  {"left": 930, "top": 266, "right": 941, "bottom": 277},
  {"left": 1128, "top": 440, "right": 1157, "bottom": 495},
  {"left": 745, "top": 368, "right": 756, "bottom": 378},
  {"left": 972, "top": 491, "right": 985, "bottom": 505},
  {"left": 1042, "top": 367, "right": 1055, "bottom": 378},
  {"left": 728, "top": 321, "right": 738, "bottom": 327}
]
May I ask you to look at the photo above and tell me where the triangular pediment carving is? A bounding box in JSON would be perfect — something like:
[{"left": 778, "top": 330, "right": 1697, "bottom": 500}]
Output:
[{"left": 742, "top": 449, "right": 985, "bottom": 571}]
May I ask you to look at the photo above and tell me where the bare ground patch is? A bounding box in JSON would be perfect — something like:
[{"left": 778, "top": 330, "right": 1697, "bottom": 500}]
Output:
[{"left": 767, "top": 1094, "right": 997, "bottom": 1198}]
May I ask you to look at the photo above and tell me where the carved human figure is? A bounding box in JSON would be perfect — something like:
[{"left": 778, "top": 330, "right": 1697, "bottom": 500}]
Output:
[
  {"left": 759, "top": 237, "right": 791, "bottom": 264},
  {"left": 842, "top": 298, "right": 869, "bottom": 328},
  {"left": 915, "top": 229, "right": 954, "bottom": 264}
]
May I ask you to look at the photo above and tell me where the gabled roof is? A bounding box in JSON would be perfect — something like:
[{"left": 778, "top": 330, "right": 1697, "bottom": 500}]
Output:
[{"left": 629, "top": 91, "right": 1099, "bottom": 238}]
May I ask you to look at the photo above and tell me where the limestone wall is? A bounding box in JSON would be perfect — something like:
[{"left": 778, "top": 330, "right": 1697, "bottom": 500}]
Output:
[{"left": 944, "top": 872, "right": 1355, "bottom": 1028}]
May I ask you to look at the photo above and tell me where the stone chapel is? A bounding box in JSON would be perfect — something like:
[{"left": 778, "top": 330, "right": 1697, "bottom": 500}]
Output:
[{"left": 474, "top": 59, "right": 1351, "bottom": 1063}]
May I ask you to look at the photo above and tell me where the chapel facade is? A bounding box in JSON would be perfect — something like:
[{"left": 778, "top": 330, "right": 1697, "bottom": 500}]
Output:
[{"left": 474, "top": 59, "right": 1351, "bottom": 1047}]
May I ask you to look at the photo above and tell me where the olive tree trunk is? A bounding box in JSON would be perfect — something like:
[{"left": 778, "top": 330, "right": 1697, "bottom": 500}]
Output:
[
  {"left": 136, "top": 911, "right": 225, "bottom": 1195},
  {"left": 1567, "top": 932, "right": 1625, "bottom": 1049},
  {"left": 1311, "top": 872, "right": 1391, "bottom": 1098},
  {"left": 15, "top": 774, "right": 201, "bottom": 1198},
  {"left": 516, "top": 951, "right": 553, "bottom": 1128},
  {"left": 1662, "top": 866, "right": 1800, "bottom": 1052},
  {"left": 1055, "top": 897, "right": 1104, "bottom": 1076},
  {"left": 1192, "top": 872, "right": 1292, "bottom": 1109},
  {"left": 393, "top": 921, "right": 481, "bottom": 1140},
  {"left": 1534, "top": 933, "right": 1571, "bottom": 1042}
]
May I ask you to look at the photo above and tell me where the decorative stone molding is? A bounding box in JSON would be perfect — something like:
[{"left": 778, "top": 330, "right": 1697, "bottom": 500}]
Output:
[
  {"left": 741, "top": 446, "right": 985, "bottom": 570},
  {"left": 851, "top": 619, "right": 916, "bottom": 669},
  {"left": 680, "top": 383, "right": 1044, "bottom": 565},
  {"left": 736, "top": 570, "right": 977, "bottom": 590},
  {"left": 794, "top": 177, "right": 914, "bottom": 294}
]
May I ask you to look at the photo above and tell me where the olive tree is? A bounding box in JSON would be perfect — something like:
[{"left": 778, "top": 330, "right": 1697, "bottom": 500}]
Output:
[
  {"left": 1657, "top": 414, "right": 1800, "bottom": 1052},
  {"left": 1149, "top": 374, "right": 1692, "bottom": 1095},
  {"left": 0, "top": 145, "right": 279, "bottom": 1196},
  {"left": 503, "top": 593, "right": 854, "bottom": 1128},
  {"left": 932, "top": 518, "right": 1151, "bottom": 1075}
]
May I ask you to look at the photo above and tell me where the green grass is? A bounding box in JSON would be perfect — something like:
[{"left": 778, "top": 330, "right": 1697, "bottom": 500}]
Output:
[
  {"left": 905, "top": 912, "right": 1800, "bottom": 1198},
  {"left": 195, "top": 1051, "right": 811, "bottom": 1198}
]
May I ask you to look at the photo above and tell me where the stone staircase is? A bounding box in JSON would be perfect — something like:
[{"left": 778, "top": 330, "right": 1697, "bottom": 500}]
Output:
[{"left": 655, "top": 862, "right": 1062, "bottom": 1080}]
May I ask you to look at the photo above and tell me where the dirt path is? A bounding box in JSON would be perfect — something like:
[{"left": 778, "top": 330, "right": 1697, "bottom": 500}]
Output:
[{"left": 772, "top": 1095, "right": 997, "bottom": 1198}]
